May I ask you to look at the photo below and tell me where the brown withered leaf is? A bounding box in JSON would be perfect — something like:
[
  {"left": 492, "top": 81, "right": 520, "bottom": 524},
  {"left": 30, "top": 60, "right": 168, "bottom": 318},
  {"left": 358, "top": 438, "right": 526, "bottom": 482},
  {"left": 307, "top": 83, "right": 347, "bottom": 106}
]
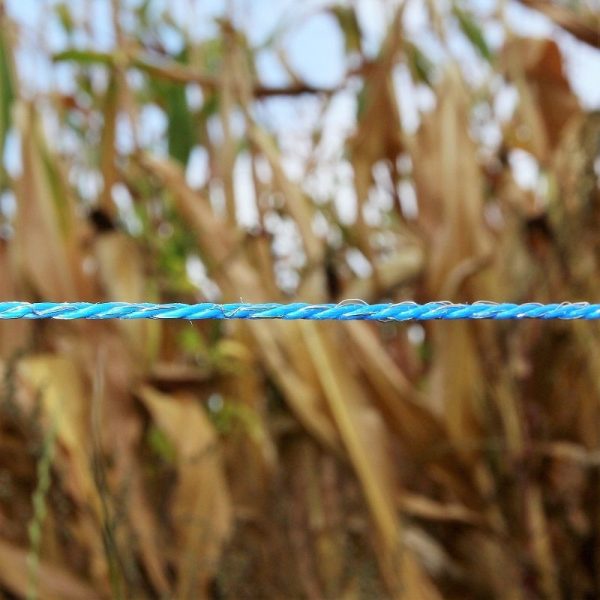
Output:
[
  {"left": 16, "top": 355, "right": 109, "bottom": 588},
  {"left": 17, "top": 356, "right": 98, "bottom": 508},
  {"left": 345, "top": 322, "right": 446, "bottom": 454},
  {"left": 0, "top": 239, "right": 30, "bottom": 356},
  {"left": 457, "top": 531, "right": 525, "bottom": 599},
  {"left": 19, "top": 336, "right": 168, "bottom": 593},
  {"left": 399, "top": 493, "right": 482, "bottom": 525},
  {"left": 0, "top": 538, "right": 101, "bottom": 600},
  {"left": 413, "top": 69, "right": 496, "bottom": 451},
  {"left": 346, "top": 8, "right": 405, "bottom": 281},
  {"left": 13, "top": 102, "right": 89, "bottom": 300},
  {"left": 347, "top": 7, "right": 404, "bottom": 181},
  {"left": 518, "top": 0, "right": 600, "bottom": 50},
  {"left": 94, "top": 231, "right": 161, "bottom": 364},
  {"left": 300, "top": 321, "right": 442, "bottom": 599},
  {"left": 70, "top": 329, "right": 170, "bottom": 596},
  {"left": 420, "top": 68, "right": 494, "bottom": 296},
  {"left": 98, "top": 73, "right": 119, "bottom": 219},
  {"left": 137, "top": 154, "right": 341, "bottom": 449},
  {"left": 502, "top": 37, "right": 580, "bottom": 160},
  {"left": 138, "top": 385, "right": 232, "bottom": 599},
  {"left": 526, "top": 484, "right": 560, "bottom": 599},
  {"left": 137, "top": 153, "right": 236, "bottom": 266}
]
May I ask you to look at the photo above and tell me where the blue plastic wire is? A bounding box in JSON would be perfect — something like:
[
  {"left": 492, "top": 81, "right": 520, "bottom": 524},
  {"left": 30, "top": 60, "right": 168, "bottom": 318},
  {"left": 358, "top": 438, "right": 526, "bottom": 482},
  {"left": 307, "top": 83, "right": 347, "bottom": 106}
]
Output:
[{"left": 0, "top": 301, "right": 598, "bottom": 320}]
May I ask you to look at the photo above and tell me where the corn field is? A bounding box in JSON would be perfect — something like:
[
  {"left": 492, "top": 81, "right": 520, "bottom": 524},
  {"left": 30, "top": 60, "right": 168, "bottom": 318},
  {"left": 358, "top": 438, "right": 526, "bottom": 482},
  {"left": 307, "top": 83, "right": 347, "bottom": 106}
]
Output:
[{"left": 0, "top": 0, "right": 599, "bottom": 598}]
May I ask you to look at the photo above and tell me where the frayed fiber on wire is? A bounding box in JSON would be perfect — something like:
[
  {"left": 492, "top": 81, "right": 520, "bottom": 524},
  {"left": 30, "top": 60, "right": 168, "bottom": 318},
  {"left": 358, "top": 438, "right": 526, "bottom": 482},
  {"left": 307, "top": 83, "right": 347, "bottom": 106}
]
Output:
[{"left": 0, "top": 301, "right": 599, "bottom": 320}]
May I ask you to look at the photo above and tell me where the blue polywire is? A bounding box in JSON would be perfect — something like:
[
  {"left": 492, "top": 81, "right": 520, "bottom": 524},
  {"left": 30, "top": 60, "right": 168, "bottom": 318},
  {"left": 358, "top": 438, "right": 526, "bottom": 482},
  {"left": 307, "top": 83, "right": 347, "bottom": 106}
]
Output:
[{"left": 0, "top": 301, "right": 599, "bottom": 320}]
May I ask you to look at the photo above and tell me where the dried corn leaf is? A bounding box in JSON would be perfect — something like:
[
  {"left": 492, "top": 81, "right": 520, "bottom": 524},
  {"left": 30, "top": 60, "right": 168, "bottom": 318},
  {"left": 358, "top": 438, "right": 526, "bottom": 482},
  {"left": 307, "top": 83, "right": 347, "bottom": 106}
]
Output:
[
  {"left": 414, "top": 69, "right": 495, "bottom": 451},
  {"left": 98, "top": 73, "right": 119, "bottom": 218},
  {"left": 0, "top": 538, "right": 100, "bottom": 600},
  {"left": 94, "top": 232, "right": 160, "bottom": 364},
  {"left": 137, "top": 154, "right": 341, "bottom": 448},
  {"left": 17, "top": 355, "right": 109, "bottom": 585},
  {"left": 345, "top": 322, "right": 445, "bottom": 454},
  {"left": 518, "top": 0, "right": 600, "bottom": 49},
  {"left": 502, "top": 38, "right": 580, "bottom": 160},
  {"left": 138, "top": 385, "right": 232, "bottom": 599},
  {"left": 0, "top": 240, "right": 30, "bottom": 356},
  {"left": 301, "top": 321, "right": 441, "bottom": 598},
  {"left": 13, "top": 103, "right": 88, "bottom": 299},
  {"left": 526, "top": 484, "right": 560, "bottom": 599},
  {"left": 18, "top": 356, "right": 98, "bottom": 514}
]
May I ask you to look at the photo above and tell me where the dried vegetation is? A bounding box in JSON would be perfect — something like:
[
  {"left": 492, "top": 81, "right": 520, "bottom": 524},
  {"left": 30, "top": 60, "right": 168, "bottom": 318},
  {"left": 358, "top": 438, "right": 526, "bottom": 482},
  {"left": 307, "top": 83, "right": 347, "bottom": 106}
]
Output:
[{"left": 0, "top": 0, "right": 599, "bottom": 598}]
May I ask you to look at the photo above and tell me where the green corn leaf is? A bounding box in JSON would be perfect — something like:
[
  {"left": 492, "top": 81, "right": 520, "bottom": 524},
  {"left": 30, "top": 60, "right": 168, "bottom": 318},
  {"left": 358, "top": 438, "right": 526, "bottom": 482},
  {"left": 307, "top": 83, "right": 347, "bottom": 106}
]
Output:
[
  {"left": 54, "top": 2, "right": 75, "bottom": 35},
  {"left": 452, "top": 5, "right": 492, "bottom": 62},
  {"left": 52, "top": 49, "right": 115, "bottom": 66},
  {"left": 330, "top": 6, "right": 363, "bottom": 55},
  {"left": 165, "top": 84, "right": 195, "bottom": 165},
  {"left": 147, "top": 425, "right": 176, "bottom": 464},
  {"left": 406, "top": 42, "right": 434, "bottom": 86},
  {"left": 0, "top": 22, "right": 16, "bottom": 156}
]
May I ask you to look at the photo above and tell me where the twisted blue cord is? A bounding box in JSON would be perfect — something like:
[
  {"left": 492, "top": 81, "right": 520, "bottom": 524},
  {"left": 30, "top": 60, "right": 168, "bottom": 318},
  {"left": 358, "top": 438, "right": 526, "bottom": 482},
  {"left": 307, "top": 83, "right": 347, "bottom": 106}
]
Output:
[{"left": 0, "top": 301, "right": 598, "bottom": 320}]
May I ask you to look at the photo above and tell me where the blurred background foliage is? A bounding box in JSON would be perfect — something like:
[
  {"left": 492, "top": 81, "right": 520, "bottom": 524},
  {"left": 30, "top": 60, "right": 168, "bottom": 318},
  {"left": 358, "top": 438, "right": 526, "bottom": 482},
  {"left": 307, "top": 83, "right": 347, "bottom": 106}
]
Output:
[{"left": 0, "top": 0, "right": 600, "bottom": 598}]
